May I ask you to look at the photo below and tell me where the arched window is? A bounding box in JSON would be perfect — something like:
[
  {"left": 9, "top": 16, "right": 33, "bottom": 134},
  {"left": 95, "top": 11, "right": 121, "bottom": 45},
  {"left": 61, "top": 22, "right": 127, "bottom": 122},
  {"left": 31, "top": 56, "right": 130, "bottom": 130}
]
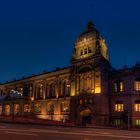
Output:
[
  {"left": 62, "top": 81, "right": 70, "bottom": 96},
  {"left": 88, "top": 47, "right": 92, "bottom": 53},
  {"left": 84, "top": 48, "right": 87, "bottom": 54},
  {"left": 49, "top": 83, "right": 55, "bottom": 97},
  {"left": 80, "top": 49, "right": 83, "bottom": 56},
  {"left": 36, "top": 84, "right": 43, "bottom": 99},
  {"left": 47, "top": 103, "right": 55, "bottom": 120},
  {"left": 62, "top": 81, "right": 66, "bottom": 95},
  {"left": 29, "top": 84, "right": 33, "bottom": 97}
]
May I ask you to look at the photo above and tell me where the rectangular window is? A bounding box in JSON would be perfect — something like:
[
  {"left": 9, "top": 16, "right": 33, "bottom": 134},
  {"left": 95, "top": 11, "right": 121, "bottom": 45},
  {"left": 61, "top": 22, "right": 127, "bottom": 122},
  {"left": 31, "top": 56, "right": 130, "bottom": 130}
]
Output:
[
  {"left": 136, "top": 119, "right": 140, "bottom": 126},
  {"left": 115, "top": 104, "right": 124, "bottom": 112},
  {"left": 114, "top": 83, "right": 117, "bottom": 92},
  {"left": 135, "top": 81, "right": 140, "bottom": 91},
  {"left": 120, "top": 82, "right": 123, "bottom": 92},
  {"left": 0, "top": 105, "right": 2, "bottom": 115},
  {"left": 61, "top": 102, "right": 69, "bottom": 114},
  {"left": 114, "top": 81, "right": 123, "bottom": 93},
  {"left": 134, "top": 104, "right": 140, "bottom": 112},
  {"left": 114, "top": 119, "right": 122, "bottom": 126},
  {"left": 24, "top": 104, "right": 31, "bottom": 113}
]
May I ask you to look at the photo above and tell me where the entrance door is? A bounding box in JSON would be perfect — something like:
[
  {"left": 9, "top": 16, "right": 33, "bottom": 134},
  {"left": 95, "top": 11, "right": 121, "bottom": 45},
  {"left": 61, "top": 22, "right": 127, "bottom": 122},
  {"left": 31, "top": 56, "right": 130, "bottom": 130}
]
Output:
[{"left": 80, "top": 109, "right": 92, "bottom": 126}]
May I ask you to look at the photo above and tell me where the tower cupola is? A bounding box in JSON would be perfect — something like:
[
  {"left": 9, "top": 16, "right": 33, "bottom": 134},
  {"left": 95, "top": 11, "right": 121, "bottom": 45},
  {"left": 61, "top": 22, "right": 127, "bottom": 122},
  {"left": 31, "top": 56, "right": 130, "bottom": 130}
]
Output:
[{"left": 72, "top": 21, "right": 109, "bottom": 61}]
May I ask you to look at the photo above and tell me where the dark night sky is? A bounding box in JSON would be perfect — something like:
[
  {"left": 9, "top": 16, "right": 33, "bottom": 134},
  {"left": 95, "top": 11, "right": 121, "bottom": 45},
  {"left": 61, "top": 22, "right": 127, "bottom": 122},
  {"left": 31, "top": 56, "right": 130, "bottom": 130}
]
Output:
[{"left": 0, "top": 0, "right": 140, "bottom": 82}]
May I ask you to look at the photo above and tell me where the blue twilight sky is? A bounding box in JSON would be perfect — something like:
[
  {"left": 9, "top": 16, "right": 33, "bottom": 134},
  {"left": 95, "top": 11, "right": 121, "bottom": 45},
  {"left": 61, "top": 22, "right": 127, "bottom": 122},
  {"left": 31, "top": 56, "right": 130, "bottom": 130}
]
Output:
[{"left": 0, "top": 0, "right": 140, "bottom": 82}]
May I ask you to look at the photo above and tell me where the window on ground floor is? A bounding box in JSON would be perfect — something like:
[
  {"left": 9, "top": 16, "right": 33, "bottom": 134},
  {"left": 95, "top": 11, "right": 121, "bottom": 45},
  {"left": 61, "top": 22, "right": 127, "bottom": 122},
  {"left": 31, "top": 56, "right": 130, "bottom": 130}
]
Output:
[
  {"left": 113, "top": 119, "right": 123, "bottom": 126},
  {"left": 47, "top": 103, "right": 54, "bottom": 115},
  {"left": 4, "top": 104, "right": 10, "bottom": 115},
  {"left": 60, "top": 102, "right": 69, "bottom": 114},
  {"left": 14, "top": 104, "right": 20, "bottom": 115},
  {"left": 34, "top": 102, "right": 41, "bottom": 113},
  {"left": 24, "top": 103, "right": 31, "bottom": 113},
  {"left": 0, "top": 105, "right": 2, "bottom": 115},
  {"left": 136, "top": 119, "right": 140, "bottom": 126}
]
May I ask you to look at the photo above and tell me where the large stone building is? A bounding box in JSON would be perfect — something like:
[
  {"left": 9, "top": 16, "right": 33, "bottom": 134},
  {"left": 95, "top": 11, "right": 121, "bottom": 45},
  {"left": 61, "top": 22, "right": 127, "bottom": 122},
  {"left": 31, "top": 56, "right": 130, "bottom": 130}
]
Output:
[{"left": 0, "top": 21, "right": 140, "bottom": 128}]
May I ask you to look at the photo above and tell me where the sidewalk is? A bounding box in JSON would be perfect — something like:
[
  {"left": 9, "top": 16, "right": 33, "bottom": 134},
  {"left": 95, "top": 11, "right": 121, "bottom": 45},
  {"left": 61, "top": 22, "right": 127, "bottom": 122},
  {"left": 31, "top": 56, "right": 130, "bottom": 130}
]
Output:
[
  {"left": 0, "top": 116, "right": 75, "bottom": 127},
  {"left": 0, "top": 116, "right": 140, "bottom": 130}
]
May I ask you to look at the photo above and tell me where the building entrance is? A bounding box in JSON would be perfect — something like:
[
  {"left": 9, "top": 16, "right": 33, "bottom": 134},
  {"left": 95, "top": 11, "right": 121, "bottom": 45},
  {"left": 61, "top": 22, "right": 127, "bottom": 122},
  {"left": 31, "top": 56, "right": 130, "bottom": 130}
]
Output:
[{"left": 80, "top": 109, "right": 92, "bottom": 126}]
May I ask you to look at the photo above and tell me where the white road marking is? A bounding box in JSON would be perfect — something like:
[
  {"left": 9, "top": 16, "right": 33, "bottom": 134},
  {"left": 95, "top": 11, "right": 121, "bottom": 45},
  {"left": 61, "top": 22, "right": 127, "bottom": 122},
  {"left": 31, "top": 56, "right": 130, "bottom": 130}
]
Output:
[
  {"left": 0, "top": 126, "right": 6, "bottom": 128},
  {"left": 5, "top": 131, "right": 38, "bottom": 136},
  {"left": 34, "top": 130, "right": 140, "bottom": 139},
  {"left": 0, "top": 127, "right": 139, "bottom": 139},
  {"left": 80, "top": 130, "right": 93, "bottom": 133},
  {"left": 103, "top": 132, "right": 112, "bottom": 134}
]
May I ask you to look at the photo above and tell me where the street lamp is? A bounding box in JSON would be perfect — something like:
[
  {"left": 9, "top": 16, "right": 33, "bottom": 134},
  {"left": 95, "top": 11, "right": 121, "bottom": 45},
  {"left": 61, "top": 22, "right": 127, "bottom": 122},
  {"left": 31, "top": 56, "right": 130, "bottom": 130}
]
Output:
[{"left": 127, "top": 111, "right": 130, "bottom": 130}]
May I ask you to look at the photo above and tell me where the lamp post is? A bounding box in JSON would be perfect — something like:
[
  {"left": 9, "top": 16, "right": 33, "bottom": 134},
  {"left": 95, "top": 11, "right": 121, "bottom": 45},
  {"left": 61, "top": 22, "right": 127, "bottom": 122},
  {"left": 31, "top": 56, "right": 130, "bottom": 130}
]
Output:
[{"left": 127, "top": 111, "right": 130, "bottom": 130}]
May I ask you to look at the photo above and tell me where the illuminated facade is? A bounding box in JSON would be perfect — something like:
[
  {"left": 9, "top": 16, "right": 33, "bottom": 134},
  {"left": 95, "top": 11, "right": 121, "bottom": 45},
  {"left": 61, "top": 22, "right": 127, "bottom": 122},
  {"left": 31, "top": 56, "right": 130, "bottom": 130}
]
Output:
[{"left": 0, "top": 21, "right": 140, "bottom": 128}]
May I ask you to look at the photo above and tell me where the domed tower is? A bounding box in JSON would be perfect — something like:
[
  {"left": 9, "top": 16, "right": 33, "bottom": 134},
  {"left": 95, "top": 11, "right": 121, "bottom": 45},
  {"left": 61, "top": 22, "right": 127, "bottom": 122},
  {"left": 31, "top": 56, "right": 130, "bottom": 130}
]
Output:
[
  {"left": 70, "top": 21, "right": 111, "bottom": 126},
  {"left": 72, "top": 21, "right": 109, "bottom": 62}
]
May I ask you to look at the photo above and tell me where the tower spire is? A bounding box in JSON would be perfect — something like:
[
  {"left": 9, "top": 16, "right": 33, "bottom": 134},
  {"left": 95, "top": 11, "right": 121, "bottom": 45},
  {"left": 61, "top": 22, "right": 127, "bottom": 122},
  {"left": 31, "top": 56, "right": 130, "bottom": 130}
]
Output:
[{"left": 88, "top": 3, "right": 93, "bottom": 21}]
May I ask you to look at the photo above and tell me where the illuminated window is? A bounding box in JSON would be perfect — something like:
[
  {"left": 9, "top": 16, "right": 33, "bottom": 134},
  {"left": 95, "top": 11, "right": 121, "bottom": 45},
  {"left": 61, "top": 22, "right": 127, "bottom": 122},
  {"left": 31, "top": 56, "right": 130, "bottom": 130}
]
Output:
[
  {"left": 115, "top": 102, "right": 124, "bottom": 112},
  {"left": 136, "top": 119, "right": 140, "bottom": 126},
  {"left": 0, "top": 105, "right": 2, "bottom": 115},
  {"left": 134, "top": 100, "right": 140, "bottom": 112},
  {"left": 120, "top": 82, "right": 123, "bottom": 92},
  {"left": 114, "top": 80, "right": 124, "bottom": 93},
  {"left": 134, "top": 80, "right": 140, "bottom": 91},
  {"left": 135, "top": 104, "right": 140, "bottom": 112},
  {"left": 61, "top": 102, "right": 69, "bottom": 113},
  {"left": 34, "top": 103, "right": 41, "bottom": 113},
  {"left": 14, "top": 104, "right": 20, "bottom": 115},
  {"left": 95, "top": 86, "right": 101, "bottom": 94},
  {"left": 95, "top": 73, "right": 101, "bottom": 94},
  {"left": 4, "top": 104, "right": 10, "bottom": 115},
  {"left": 24, "top": 104, "right": 31, "bottom": 113}
]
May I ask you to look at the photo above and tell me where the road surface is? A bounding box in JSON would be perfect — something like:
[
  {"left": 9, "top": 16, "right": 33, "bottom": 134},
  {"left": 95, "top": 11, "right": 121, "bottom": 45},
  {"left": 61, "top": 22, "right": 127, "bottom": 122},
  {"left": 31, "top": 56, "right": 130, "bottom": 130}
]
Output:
[{"left": 0, "top": 123, "right": 140, "bottom": 140}]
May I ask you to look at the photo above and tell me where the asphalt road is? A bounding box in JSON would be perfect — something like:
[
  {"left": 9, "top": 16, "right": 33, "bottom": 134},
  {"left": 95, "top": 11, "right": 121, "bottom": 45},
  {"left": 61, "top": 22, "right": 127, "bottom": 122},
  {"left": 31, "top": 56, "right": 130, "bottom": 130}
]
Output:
[{"left": 0, "top": 123, "right": 140, "bottom": 140}]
